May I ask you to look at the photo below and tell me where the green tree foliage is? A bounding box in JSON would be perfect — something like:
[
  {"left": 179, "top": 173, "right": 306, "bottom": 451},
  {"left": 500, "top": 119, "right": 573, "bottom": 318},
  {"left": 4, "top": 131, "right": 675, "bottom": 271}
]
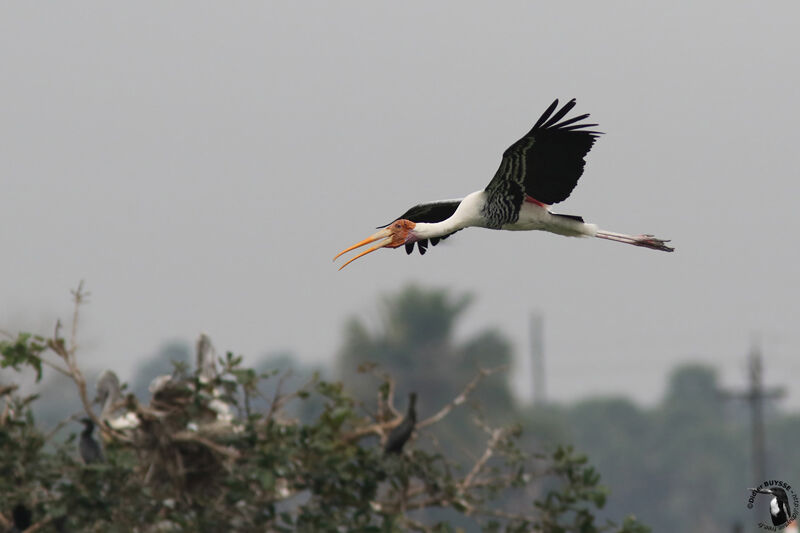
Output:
[{"left": 0, "top": 285, "right": 649, "bottom": 532}]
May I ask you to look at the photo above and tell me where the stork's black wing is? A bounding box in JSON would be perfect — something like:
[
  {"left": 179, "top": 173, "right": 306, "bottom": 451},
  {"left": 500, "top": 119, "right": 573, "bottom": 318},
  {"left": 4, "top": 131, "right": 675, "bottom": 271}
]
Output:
[
  {"left": 483, "top": 99, "right": 600, "bottom": 227},
  {"left": 378, "top": 199, "right": 462, "bottom": 255}
]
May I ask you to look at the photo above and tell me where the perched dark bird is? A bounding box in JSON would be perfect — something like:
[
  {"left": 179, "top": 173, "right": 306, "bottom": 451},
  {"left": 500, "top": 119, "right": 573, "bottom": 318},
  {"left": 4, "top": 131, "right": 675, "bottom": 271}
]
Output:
[
  {"left": 334, "top": 98, "right": 673, "bottom": 270},
  {"left": 10, "top": 503, "right": 32, "bottom": 532},
  {"left": 750, "top": 486, "right": 792, "bottom": 526},
  {"left": 748, "top": 487, "right": 792, "bottom": 526},
  {"left": 384, "top": 393, "right": 417, "bottom": 454},
  {"left": 78, "top": 418, "right": 105, "bottom": 464}
]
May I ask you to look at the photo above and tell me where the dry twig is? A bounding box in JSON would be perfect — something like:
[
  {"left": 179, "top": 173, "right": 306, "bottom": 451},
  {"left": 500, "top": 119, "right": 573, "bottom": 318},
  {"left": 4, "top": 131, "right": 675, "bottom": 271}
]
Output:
[
  {"left": 365, "top": 366, "right": 399, "bottom": 420},
  {"left": 264, "top": 371, "right": 317, "bottom": 425},
  {"left": 265, "top": 369, "right": 292, "bottom": 423},
  {"left": 171, "top": 431, "right": 241, "bottom": 460},
  {"left": 344, "top": 366, "right": 507, "bottom": 445},
  {"left": 461, "top": 426, "right": 506, "bottom": 489},
  {"left": 44, "top": 412, "right": 83, "bottom": 443},
  {"left": 417, "top": 365, "right": 507, "bottom": 429},
  {"left": 47, "top": 282, "right": 132, "bottom": 443}
]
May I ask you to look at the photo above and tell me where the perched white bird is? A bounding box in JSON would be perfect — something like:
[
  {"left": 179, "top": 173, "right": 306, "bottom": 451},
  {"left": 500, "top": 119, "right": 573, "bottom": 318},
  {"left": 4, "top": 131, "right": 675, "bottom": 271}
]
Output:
[
  {"left": 196, "top": 332, "right": 218, "bottom": 384},
  {"left": 95, "top": 369, "right": 139, "bottom": 430}
]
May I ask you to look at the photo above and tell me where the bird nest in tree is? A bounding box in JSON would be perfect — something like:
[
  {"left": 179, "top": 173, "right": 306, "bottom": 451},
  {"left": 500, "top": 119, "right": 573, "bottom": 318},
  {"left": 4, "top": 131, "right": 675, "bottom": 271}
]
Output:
[
  {"left": 93, "top": 336, "right": 244, "bottom": 503},
  {"left": 130, "top": 382, "right": 239, "bottom": 500}
]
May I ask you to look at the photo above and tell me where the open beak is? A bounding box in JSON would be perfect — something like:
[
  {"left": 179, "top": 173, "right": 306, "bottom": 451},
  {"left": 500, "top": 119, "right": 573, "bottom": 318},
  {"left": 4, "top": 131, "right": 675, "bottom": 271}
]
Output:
[{"left": 333, "top": 228, "right": 394, "bottom": 270}]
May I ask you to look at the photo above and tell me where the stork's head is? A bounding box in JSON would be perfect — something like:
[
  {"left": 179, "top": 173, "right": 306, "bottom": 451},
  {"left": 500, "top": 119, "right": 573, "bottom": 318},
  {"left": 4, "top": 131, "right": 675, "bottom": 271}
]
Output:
[{"left": 334, "top": 219, "right": 417, "bottom": 270}]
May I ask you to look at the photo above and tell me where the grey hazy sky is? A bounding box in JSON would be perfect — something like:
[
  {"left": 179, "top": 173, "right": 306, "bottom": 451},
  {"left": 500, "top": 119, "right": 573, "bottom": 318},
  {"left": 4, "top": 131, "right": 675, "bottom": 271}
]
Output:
[{"left": 2, "top": 2, "right": 799, "bottom": 407}]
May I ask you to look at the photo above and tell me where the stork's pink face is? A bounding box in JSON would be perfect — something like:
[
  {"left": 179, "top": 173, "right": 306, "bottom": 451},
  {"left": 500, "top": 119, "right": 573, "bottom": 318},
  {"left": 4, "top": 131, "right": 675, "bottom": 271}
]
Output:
[{"left": 333, "top": 219, "right": 417, "bottom": 270}]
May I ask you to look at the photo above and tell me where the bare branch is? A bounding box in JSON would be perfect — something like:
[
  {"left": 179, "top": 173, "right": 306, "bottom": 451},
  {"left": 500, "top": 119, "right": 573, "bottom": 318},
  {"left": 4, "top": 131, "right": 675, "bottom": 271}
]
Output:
[
  {"left": 44, "top": 283, "right": 132, "bottom": 443},
  {"left": 377, "top": 419, "right": 516, "bottom": 521},
  {"left": 47, "top": 333, "right": 98, "bottom": 429},
  {"left": 44, "top": 412, "right": 83, "bottom": 442},
  {"left": 417, "top": 365, "right": 507, "bottom": 429},
  {"left": 69, "top": 280, "right": 90, "bottom": 356},
  {"left": 461, "top": 426, "right": 506, "bottom": 488},
  {"left": 39, "top": 357, "right": 72, "bottom": 377},
  {"left": 365, "top": 366, "right": 399, "bottom": 420},
  {"left": 264, "top": 370, "right": 317, "bottom": 425},
  {"left": 341, "top": 421, "right": 385, "bottom": 443},
  {"left": 171, "top": 431, "right": 241, "bottom": 460},
  {"left": 347, "top": 366, "right": 508, "bottom": 447},
  {"left": 265, "top": 369, "right": 292, "bottom": 423}
]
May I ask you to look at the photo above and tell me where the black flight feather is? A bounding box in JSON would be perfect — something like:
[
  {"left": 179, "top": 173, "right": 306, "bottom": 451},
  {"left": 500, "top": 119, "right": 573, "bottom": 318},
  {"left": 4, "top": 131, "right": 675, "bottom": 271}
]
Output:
[
  {"left": 553, "top": 112, "right": 592, "bottom": 128},
  {"left": 541, "top": 98, "right": 576, "bottom": 128},
  {"left": 483, "top": 98, "right": 601, "bottom": 221},
  {"left": 560, "top": 123, "right": 599, "bottom": 132},
  {"left": 532, "top": 99, "right": 560, "bottom": 129}
]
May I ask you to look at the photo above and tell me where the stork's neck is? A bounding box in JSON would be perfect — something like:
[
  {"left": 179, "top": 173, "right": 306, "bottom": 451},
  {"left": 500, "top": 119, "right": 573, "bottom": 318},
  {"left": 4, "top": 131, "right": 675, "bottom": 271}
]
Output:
[
  {"left": 412, "top": 191, "right": 487, "bottom": 239},
  {"left": 413, "top": 220, "right": 461, "bottom": 239}
]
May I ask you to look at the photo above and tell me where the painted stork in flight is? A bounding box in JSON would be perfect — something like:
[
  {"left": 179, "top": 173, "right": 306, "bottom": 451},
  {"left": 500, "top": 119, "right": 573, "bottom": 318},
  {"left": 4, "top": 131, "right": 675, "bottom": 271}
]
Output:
[{"left": 334, "top": 99, "right": 673, "bottom": 270}]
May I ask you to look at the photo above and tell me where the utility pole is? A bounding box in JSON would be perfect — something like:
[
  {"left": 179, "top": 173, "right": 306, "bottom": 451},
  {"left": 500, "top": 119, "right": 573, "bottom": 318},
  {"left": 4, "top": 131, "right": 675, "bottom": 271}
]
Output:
[
  {"left": 722, "top": 344, "right": 785, "bottom": 484},
  {"left": 530, "top": 312, "right": 545, "bottom": 405}
]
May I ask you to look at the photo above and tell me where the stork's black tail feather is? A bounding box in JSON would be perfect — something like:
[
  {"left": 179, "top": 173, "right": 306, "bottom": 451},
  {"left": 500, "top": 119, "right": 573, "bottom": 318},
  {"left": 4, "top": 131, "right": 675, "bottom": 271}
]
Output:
[{"left": 552, "top": 213, "right": 585, "bottom": 223}]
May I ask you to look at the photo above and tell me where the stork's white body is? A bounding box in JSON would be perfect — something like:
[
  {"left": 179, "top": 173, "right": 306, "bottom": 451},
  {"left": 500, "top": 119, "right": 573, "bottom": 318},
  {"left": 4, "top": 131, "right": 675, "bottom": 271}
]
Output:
[{"left": 412, "top": 190, "right": 598, "bottom": 240}]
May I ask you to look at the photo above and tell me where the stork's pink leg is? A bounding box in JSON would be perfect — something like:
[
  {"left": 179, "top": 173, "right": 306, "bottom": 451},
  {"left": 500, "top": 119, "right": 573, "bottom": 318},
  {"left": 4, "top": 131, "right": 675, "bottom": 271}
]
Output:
[{"left": 595, "top": 230, "right": 674, "bottom": 252}]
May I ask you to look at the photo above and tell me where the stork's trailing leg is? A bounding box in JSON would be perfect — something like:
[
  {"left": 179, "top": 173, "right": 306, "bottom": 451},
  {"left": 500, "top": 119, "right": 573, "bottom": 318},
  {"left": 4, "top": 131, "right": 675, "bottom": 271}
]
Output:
[{"left": 595, "top": 230, "right": 674, "bottom": 252}]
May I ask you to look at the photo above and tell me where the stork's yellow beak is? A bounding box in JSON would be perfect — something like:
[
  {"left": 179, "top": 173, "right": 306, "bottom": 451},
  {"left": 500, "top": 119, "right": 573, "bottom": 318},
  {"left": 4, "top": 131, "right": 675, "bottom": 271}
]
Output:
[
  {"left": 334, "top": 220, "right": 417, "bottom": 270},
  {"left": 333, "top": 228, "right": 395, "bottom": 270}
]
